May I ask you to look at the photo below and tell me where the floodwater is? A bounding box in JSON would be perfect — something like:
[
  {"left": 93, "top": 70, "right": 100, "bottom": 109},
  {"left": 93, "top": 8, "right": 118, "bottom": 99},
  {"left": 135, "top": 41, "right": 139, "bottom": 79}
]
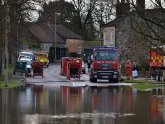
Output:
[{"left": 0, "top": 85, "right": 165, "bottom": 124}]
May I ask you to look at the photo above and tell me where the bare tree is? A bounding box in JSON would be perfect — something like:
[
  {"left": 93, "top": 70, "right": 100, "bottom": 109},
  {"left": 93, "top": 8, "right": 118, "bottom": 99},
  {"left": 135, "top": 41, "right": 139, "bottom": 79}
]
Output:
[
  {"left": 126, "top": 0, "right": 165, "bottom": 46},
  {"left": 38, "top": 0, "right": 80, "bottom": 34},
  {"left": 71, "top": 0, "right": 115, "bottom": 40},
  {"left": 38, "top": 0, "right": 115, "bottom": 40},
  {"left": 8, "top": 0, "right": 44, "bottom": 62},
  {"left": 0, "top": 0, "right": 44, "bottom": 83},
  {"left": 93, "top": 0, "right": 116, "bottom": 39}
]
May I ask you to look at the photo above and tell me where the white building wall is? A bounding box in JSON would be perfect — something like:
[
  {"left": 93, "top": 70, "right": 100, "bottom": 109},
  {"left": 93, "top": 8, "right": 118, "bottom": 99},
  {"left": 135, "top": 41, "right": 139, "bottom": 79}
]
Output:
[
  {"left": 41, "top": 43, "right": 53, "bottom": 52},
  {"left": 102, "top": 26, "right": 115, "bottom": 46}
]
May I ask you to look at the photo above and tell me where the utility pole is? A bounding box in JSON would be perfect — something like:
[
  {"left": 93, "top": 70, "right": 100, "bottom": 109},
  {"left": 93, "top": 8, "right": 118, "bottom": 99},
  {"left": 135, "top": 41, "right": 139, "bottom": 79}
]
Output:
[
  {"left": 16, "top": 11, "right": 19, "bottom": 58},
  {"left": 54, "top": 13, "right": 60, "bottom": 63}
]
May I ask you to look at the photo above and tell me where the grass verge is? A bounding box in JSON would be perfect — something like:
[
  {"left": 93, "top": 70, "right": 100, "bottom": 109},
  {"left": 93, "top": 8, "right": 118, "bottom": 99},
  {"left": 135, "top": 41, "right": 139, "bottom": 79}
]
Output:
[
  {"left": 131, "top": 83, "right": 163, "bottom": 91},
  {"left": 122, "top": 79, "right": 165, "bottom": 91},
  {"left": 0, "top": 80, "right": 22, "bottom": 89},
  {"left": 0, "top": 64, "right": 22, "bottom": 89},
  {"left": 123, "top": 79, "right": 156, "bottom": 83}
]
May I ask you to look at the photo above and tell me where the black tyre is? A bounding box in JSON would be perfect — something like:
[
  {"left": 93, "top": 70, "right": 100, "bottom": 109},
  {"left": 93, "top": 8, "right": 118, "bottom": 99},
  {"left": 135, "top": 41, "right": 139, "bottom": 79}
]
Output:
[
  {"left": 25, "top": 69, "right": 29, "bottom": 77},
  {"left": 114, "top": 79, "right": 119, "bottom": 83},
  {"left": 113, "top": 77, "right": 119, "bottom": 83},
  {"left": 25, "top": 72, "right": 28, "bottom": 77},
  {"left": 90, "top": 78, "right": 94, "bottom": 82},
  {"left": 93, "top": 78, "right": 97, "bottom": 82},
  {"left": 90, "top": 77, "right": 97, "bottom": 82},
  {"left": 109, "top": 79, "right": 113, "bottom": 83}
]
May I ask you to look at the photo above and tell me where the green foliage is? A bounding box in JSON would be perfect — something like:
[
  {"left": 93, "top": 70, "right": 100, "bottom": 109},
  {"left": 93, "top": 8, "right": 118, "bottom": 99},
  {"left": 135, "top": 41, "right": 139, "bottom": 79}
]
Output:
[
  {"left": 8, "top": 64, "right": 15, "bottom": 78},
  {"left": 0, "top": 80, "right": 21, "bottom": 89},
  {"left": 0, "top": 64, "right": 21, "bottom": 88},
  {"left": 138, "top": 62, "right": 149, "bottom": 71},
  {"left": 29, "top": 41, "right": 40, "bottom": 49},
  {"left": 0, "top": 64, "right": 15, "bottom": 80},
  {"left": 84, "top": 40, "right": 101, "bottom": 48}
]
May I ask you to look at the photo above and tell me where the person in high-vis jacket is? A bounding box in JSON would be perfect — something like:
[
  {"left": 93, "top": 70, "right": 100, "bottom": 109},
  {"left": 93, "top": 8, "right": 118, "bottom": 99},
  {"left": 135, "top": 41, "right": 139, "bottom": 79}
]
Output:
[{"left": 126, "top": 59, "right": 132, "bottom": 80}]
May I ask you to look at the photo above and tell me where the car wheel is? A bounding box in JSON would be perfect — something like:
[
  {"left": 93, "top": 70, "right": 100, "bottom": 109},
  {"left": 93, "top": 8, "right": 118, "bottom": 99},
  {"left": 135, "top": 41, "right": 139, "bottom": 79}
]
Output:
[
  {"left": 93, "top": 78, "right": 97, "bottom": 82},
  {"left": 90, "top": 76, "right": 97, "bottom": 82},
  {"left": 109, "top": 79, "right": 113, "bottom": 83},
  {"left": 25, "top": 70, "right": 29, "bottom": 77},
  {"left": 113, "top": 78, "right": 119, "bottom": 83},
  {"left": 90, "top": 78, "right": 97, "bottom": 82},
  {"left": 90, "top": 77, "right": 94, "bottom": 82}
]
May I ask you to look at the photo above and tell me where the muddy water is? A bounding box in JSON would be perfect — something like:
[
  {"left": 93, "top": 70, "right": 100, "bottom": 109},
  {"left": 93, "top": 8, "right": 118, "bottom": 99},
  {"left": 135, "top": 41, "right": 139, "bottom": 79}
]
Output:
[{"left": 0, "top": 86, "right": 164, "bottom": 124}]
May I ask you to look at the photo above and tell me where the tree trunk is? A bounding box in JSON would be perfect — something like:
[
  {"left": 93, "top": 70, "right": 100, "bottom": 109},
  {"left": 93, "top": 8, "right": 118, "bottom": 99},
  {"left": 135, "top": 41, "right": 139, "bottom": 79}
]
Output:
[{"left": 4, "top": 5, "right": 9, "bottom": 86}]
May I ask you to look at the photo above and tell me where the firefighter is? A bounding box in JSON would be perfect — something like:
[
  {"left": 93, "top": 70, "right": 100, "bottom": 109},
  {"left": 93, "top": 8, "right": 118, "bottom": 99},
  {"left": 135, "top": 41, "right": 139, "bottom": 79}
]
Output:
[
  {"left": 87, "top": 56, "right": 92, "bottom": 72},
  {"left": 125, "top": 59, "right": 132, "bottom": 80},
  {"left": 132, "top": 62, "right": 138, "bottom": 79}
]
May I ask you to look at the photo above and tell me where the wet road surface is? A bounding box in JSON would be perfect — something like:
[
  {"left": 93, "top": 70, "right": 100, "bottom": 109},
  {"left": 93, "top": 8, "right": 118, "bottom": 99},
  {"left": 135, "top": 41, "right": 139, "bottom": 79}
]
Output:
[{"left": 24, "top": 64, "right": 132, "bottom": 87}]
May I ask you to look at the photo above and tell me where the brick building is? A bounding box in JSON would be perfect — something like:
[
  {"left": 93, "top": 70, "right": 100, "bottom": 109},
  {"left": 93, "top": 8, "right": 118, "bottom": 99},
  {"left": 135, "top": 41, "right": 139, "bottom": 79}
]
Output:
[
  {"left": 20, "top": 23, "right": 84, "bottom": 62},
  {"left": 102, "top": 0, "right": 165, "bottom": 67}
]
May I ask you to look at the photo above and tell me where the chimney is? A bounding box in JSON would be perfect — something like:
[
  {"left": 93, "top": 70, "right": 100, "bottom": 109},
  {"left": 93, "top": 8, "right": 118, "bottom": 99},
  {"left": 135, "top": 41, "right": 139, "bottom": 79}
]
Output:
[
  {"left": 136, "top": 0, "right": 145, "bottom": 10},
  {"left": 116, "top": 0, "right": 130, "bottom": 18},
  {"left": 121, "top": 0, "right": 125, "bottom": 3}
]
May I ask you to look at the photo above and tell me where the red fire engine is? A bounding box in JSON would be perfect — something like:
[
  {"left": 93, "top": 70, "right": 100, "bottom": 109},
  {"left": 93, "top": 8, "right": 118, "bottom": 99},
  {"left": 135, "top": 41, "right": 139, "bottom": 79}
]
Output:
[
  {"left": 89, "top": 46, "right": 119, "bottom": 82},
  {"left": 150, "top": 46, "right": 165, "bottom": 81}
]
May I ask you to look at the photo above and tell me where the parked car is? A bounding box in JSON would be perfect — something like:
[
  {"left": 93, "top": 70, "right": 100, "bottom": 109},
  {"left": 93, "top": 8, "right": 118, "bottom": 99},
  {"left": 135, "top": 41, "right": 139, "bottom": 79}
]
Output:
[
  {"left": 13, "top": 61, "right": 27, "bottom": 75},
  {"left": 18, "top": 51, "right": 35, "bottom": 76},
  {"left": 82, "top": 61, "right": 86, "bottom": 74}
]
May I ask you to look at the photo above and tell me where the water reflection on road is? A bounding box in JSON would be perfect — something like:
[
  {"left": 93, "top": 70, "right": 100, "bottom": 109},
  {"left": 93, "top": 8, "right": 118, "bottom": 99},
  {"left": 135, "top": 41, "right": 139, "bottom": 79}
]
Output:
[{"left": 0, "top": 85, "right": 165, "bottom": 124}]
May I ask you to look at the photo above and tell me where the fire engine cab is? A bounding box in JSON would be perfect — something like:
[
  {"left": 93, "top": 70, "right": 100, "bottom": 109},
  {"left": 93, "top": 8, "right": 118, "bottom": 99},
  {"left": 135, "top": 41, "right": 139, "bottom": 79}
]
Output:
[{"left": 89, "top": 46, "right": 119, "bottom": 83}]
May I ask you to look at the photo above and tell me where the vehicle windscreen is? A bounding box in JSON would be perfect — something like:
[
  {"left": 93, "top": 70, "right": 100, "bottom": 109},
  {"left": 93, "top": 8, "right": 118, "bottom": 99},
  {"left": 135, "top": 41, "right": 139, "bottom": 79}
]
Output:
[
  {"left": 95, "top": 50, "right": 117, "bottom": 61},
  {"left": 19, "top": 53, "right": 33, "bottom": 60},
  {"left": 38, "top": 54, "right": 47, "bottom": 57}
]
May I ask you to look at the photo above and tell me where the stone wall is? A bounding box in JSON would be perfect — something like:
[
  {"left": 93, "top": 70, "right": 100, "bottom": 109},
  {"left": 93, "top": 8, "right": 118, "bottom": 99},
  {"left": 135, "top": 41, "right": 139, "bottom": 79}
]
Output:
[{"left": 116, "top": 15, "right": 150, "bottom": 66}]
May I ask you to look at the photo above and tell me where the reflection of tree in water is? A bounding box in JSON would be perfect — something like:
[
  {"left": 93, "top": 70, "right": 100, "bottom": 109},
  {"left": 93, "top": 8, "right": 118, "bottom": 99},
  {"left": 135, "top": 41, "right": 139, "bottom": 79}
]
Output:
[{"left": 1, "top": 89, "right": 9, "bottom": 124}]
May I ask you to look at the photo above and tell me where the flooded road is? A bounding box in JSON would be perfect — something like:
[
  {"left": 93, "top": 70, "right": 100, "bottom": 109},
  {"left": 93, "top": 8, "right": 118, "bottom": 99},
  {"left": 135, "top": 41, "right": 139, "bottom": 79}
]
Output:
[{"left": 0, "top": 85, "right": 164, "bottom": 124}]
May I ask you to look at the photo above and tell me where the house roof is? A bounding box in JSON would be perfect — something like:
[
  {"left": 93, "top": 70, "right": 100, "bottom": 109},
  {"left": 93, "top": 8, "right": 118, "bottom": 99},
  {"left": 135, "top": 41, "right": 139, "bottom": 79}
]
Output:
[
  {"left": 102, "top": 15, "right": 126, "bottom": 27},
  {"left": 28, "top": 23, "right": 83, "bottom": 44},
  {"left": 28, "top": 24, "right": 50, "bottom": 43},
  {"left": 103, "top": 8, "right": 164, "bottom": 27},
  {"left": 40, "top": 24, "right": 65, "bottom": 44},
  {"left": 141, "top": 9, "right": 164, "bottom": 21},
  {"left": 28, "top": 23, "right": 65, "bottom": 44},
  {"left": 51, "top": 25, "right": 83, "bottom": 39}
]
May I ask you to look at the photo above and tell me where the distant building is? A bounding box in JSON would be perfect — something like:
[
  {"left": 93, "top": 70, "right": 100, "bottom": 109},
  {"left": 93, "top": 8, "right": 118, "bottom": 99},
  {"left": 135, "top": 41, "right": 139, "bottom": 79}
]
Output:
[
  {"left": 102, "top": 0, "right": 163, "bottom": 65},
  {"left": 20, "top": 23, "right": 84, "bottom": 62}
]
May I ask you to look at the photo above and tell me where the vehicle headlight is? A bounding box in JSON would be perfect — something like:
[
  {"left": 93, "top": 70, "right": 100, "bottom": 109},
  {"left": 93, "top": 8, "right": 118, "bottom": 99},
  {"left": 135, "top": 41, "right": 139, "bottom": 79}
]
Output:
[
  {"left": 26, "top": 64, "right": 31, "bottom": 69},
  {"left": 26, "top": 61, "right": 31, "bottom": 65}
]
